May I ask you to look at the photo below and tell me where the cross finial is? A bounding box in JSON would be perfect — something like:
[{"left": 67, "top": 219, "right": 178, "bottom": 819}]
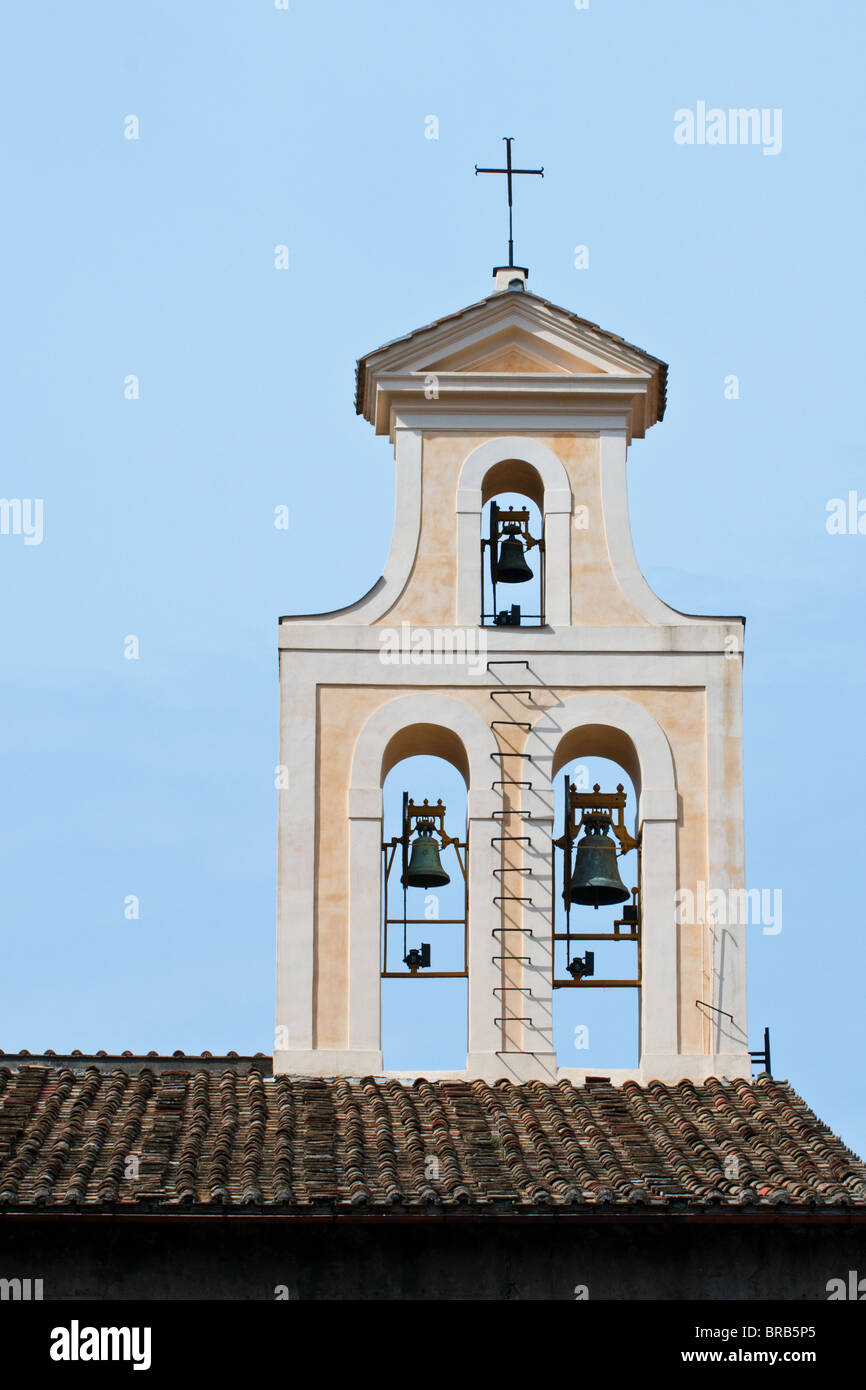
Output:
[{"left": 475, "top": 137, "right": 544, "bottom": 274}]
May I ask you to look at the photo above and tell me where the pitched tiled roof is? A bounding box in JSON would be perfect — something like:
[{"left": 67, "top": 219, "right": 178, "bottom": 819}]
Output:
[{"left": 0, "top": 1059, "right": 863, "bottom": 1214}]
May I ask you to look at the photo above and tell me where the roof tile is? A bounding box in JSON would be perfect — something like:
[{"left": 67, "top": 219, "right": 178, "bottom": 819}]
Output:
[{"left": 0, "top": 1062, "right": 862, "bottom": 1214}]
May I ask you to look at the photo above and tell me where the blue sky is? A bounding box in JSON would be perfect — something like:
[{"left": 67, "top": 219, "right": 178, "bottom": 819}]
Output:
[{"left": 1, "top": 2, "right": 864, "bottom": 1155}]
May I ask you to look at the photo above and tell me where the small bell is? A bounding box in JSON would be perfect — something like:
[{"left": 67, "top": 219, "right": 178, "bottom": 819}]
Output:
[
  {"left": 568, "top": 814, "right": 629, "bottom": 909},
  {"left": 403, "top": 822, "right": 451, "bottom": 888},
  {"left": 496, "top": 530, "right": 533, "bottom": 584}
]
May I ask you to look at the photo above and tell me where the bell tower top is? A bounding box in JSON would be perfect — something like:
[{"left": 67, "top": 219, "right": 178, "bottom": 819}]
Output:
[
  {"left": 354, "top": 288, "right": 668, "bottom": 441},
  {"left": 278, "top": 243, "right": 747, "bottom": 1089}
]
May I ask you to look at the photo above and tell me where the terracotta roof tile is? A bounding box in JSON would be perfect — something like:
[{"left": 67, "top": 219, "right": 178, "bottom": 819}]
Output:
[{"left": 0, "top": 1061, "right": 862, "bottom": 1214}]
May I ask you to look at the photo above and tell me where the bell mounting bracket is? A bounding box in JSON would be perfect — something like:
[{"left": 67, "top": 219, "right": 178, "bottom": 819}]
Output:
[
  {"left": 484, "top": 500, "right": 543, "bottom": 585},
  {"left": 553, "top": 782, "right": 639, "bottom": 856}
]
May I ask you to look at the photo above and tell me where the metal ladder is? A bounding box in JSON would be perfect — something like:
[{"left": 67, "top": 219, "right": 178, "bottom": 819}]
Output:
[{"left": 487, "top": 659, "right": 539, "bottom": 1057}]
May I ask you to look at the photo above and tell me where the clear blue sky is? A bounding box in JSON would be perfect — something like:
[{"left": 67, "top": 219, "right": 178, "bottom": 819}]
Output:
[{"left": 2, "top": 2, "right": 864, "bottom": 1156}]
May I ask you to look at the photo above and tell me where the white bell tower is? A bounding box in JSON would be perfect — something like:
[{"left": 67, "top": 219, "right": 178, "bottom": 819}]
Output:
[{"left": 274, "top": 270, "right": 751, "bottom": 1084}]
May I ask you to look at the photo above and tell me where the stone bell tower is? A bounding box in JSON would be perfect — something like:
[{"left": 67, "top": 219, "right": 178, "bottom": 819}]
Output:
[{"left": 275, "top": 265, "right": 751, "bottom": 1085}]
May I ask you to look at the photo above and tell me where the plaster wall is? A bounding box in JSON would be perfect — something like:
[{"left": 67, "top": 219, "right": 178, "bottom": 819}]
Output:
[{"left": 382, "top": 433, "right": 648, "bottom": 629}]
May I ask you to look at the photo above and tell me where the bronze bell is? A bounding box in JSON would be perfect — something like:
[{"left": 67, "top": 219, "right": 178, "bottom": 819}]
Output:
[
  {"left": 403, "top": 822, "right": 451, "bottom": 889},
  {"left": 568, "top": 814, "right": 629, "bottom": 909},
  {"left": 496, "top": 533, "right": 533, "bottom": 584}
]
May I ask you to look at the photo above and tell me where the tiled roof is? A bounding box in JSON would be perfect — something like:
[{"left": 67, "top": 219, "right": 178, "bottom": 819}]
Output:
[{"left": 0, "top": 1060, "right": 863, "bottom": 1214}]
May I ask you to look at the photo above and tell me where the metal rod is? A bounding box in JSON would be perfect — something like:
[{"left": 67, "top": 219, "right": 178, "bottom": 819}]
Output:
[
  {"left": 385, "top": 918, "right": 467, "bottom": 926},
  {"left": 563, "top": 772, "right": 572, "bottom": 968},
  {"left": 382, "top": 971, "right": 468, "bottom": 980},
  {"left": 540, "top": 516, "right": 546, "bottom": 626},
  {"left": 402, "top": 791, "right": 408, "bottom": 962},
  {"left": 553, "top": 979, "right": 640, "bottom": 989},
  {"left": 696, "top": 1000, "right": 735, "bottom": 1024},
  {"left": 552, "top": 931, "right": 638, "bottom": 942}
]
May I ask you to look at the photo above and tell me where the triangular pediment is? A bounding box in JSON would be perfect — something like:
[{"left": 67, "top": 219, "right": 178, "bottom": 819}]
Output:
[
  {"left": 427, "top": 326, "right": 603, "bottom": 376},
  {"left": 355, "top": 288, "right": 668, "bottom": 434}
]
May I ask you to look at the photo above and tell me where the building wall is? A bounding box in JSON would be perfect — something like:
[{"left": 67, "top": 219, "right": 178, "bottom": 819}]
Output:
[{"left": 2, "top": 1219, "right": 862, "bottom": 1301}]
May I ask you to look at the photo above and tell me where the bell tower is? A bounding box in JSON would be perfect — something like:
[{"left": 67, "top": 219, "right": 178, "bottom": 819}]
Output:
[{"left": 275, "top": 269, "right": 751, "bottom": 1085}]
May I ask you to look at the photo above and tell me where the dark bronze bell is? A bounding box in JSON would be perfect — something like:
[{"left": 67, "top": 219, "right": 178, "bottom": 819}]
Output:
[
  {"left": 568, "top": 814, "right": 629, "bottom": 909},
  {"left": 403, "top": 822, "right": 450, "bottom": 888},
  {"left": 496, "top": 534, "right": 533, "bottom": 584}
]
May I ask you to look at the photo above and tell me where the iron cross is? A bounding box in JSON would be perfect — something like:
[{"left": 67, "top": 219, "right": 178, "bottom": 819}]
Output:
[{"left": 475, "top": 137, "right": 544, "bottom": 268}]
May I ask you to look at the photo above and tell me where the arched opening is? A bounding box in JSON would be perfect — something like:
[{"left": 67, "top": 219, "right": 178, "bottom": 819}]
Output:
[
  {"left": 381, "top": 739, "right": 468, "bottom": 1072},
  {"left": 480, "top": 460, "right": 545, "bottom": 628},
  {"left": 551, "top": 750, "right": 640, "bottom": 1070}
]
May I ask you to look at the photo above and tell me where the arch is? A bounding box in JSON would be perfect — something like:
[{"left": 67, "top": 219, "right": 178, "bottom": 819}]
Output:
[
  {"left": 524, "top": 693, "right": 677, "bottom": 820},
  {"left": 456, "top": 437, "right": 572, "bottom": 628},
  {"left": 481, "top": 458, "right": 544, "bottom": 510},
  {"left": 457, "top": 436, "right": 572, "bottom": 513},
  {"left": 382, "top": 724, "right": 469, "bottom": 786},
  {"left": 350, "top": 694, "right": 499, "bottom": 812}
]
